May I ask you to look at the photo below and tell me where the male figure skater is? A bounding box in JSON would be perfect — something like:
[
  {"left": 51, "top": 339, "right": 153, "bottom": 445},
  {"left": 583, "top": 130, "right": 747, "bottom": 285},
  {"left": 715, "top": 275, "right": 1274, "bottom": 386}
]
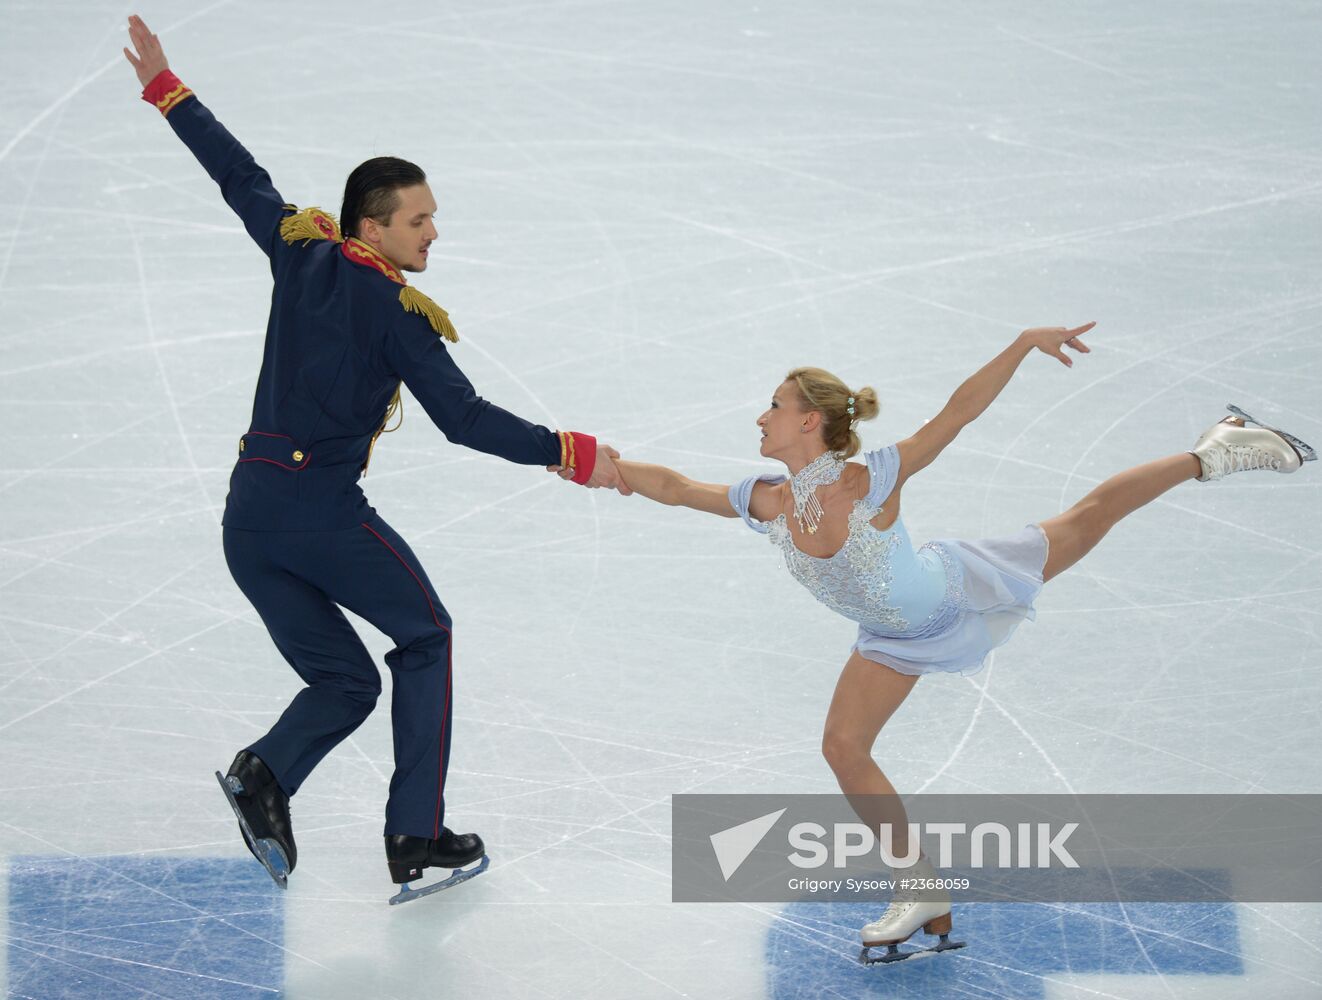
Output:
[{"left": 124, "top": 14, "right": 627, "bottom": 902}]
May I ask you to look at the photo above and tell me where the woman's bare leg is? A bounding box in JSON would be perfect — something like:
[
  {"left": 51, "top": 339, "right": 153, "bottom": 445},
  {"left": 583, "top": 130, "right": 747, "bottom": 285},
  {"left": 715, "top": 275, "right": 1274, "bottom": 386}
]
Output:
[
  {"left": 1039, "top": 453, "right": 1201, "bottom": 583},
  {"left": 821, "top": 651, "right": 921, "bottom": 859}
]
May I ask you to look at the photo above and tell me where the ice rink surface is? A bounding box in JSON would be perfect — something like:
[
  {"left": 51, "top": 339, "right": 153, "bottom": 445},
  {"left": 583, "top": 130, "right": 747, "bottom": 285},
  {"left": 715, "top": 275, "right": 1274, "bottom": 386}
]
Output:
[{"left": 3, "top": 1, "right": 1321, "bottom": 997}]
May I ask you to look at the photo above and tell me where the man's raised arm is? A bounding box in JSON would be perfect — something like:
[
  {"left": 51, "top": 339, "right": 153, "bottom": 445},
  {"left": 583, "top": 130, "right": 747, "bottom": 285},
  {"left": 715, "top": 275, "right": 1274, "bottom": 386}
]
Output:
[{"left": 124, "top": 14, "right": 289, "bottom": 258}]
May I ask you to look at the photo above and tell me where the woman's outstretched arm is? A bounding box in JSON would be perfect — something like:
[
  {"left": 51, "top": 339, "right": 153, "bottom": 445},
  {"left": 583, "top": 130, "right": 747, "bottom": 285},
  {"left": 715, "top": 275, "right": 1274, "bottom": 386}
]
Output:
[
  {"left": 896, "top": 322, "right": 1094, "bottom": 484},
  {"left": 614, "top": 460, "right": 740, "bottom": 518}
]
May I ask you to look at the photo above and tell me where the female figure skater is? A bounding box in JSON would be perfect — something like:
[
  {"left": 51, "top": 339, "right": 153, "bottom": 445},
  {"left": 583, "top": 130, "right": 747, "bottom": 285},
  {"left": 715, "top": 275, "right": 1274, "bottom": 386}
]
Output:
[{"left": 575, "top": 323, "right": 1314, "bottom": 960}]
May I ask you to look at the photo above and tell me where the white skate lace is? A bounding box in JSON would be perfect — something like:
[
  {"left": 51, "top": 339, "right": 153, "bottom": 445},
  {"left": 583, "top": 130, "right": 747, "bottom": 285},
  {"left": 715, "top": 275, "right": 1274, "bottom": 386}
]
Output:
[
  {"left": 864, "top": 898, "right": 915, "bottom": 932},
  {"left": 1202, "top": 442, "right": 1282, "bottom": 480},
  {"left": 867, "top": 881, "right": 926, "bottom": 926}
]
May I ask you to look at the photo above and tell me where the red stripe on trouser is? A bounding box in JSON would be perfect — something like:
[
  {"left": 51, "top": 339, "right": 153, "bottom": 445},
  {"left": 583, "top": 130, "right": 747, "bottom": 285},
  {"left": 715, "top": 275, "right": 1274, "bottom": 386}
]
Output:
[{"left": 362, "top": 522, "right": 451, "bottom": 838}]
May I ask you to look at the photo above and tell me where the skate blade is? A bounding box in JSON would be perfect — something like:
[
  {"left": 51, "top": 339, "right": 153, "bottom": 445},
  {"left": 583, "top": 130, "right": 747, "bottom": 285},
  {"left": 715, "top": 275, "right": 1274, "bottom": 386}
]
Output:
[
  {"left": 1227, "top": 404, "right": 1317, "bottom": 463},
  {"left": 859, "top": 935, "right": 966, "bottom": 966},
  {"left": 214, "top": 771, "right": 290, "bottom": 890},
  {"left": 388, "top": 854, "right": 490, "bottom": 906}
]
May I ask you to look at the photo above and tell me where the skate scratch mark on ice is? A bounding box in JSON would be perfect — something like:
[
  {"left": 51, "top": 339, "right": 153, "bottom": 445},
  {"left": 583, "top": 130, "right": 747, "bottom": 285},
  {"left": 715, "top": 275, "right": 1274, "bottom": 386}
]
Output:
[
  {"left": 8, "top": 907, "right": 262, "bottom": 938},
  {"left": 1238, "top": 906, "right": 1322, "bottom": 965},
  {"left": 1198, "top": 370, "right": 1322, "bottom": 426},
  {"left": 915, "top": 652, "right": 993, "bottom": 793},
  {"left": 973, "top": 685, "right": 1170, "bottom": 986},
  {"left": 466, "top": 714, "right": 812, "bottom": 768},
  {"left": 0, "top": 820, "right": 337, "bottom": 980},
  {"left": 0, "top": 328, "right": 260, "bottom": 378},
  {"left": 0, "top": 500, "right": 216, "bottom": 561},
  {"left": 1008, "top": 700, "right": 1275, "bottom": 791},
  {"left": 5, "top": 934, "right": 280, "bottom": 993},
  {"left": 412, "top": 477, "right": 558, "bottom": 542},
  {"left": 375, "top": 25, "right": 819, "bottom": 94},
  {"left": 441, "top": 323, "right": 605, "bottom": 637},
  {"left": 1043, "top": 900, "right": 1322, "bottom": 982},
  {"left": 971, "top": 318, "right": 1316, "bottom": 646},
  {"left": 174, "top": 589, "right": 262, "bottom": 625},
  {"left": 343, "top": 734, "right": 390, "bottom": 785},
  {"left": 487, "top": 732, "right": 816, "bottom": 869},
  {"left": 1039, "top": 582, "right": 1322, "bottom": 614},
  {"left": 515, "top": 696, "right": 667, "bottom": 843},
  {"left": 1052, "top": 320, "right": 1320, "bottom": 524},
  {"left": 0, "top": 369, "right": 249, "bottom": 506},
  {"left": 677, "top": 185, "right": 1322, "bottom": 337},
  {"left": 4, "top": 940, "right": 180, "bottom": 1000},
  {"left": 0, "top": 616, "right": 39, "bottom": 684},
  {"left": 0, "top": 544, "right": 214, "bottom": 686},
  {"left": 624, "top": 396, "right": 762, "bottom": 451},
  {"left": 437, "top": 77, "right": 632, "bottom": 637},
  {"left": 657, "top": 212, "right": 836, "bottom": 274},
  {"left": 555, "top": 919, "right": 690, "bottom": 997},
  {"left": 997, "top": 26, "right": 1147, "bottom": 82},
  {"left": 47, "top": 130, "right": 240, "bottom": 214},
  {"left": 0, "top": 19, "right": 128, "bottom": 298},
  {"left": 0, "top": 0, "right": 238, "bottom": 166},
  {"left": 457, "top": 730, "right": 817, "bottom": 806},
  {"left": 974, "top": 300, "right": 1316, "bottom": 536},
  {"left": 1148, "top": 497, "right": 1319, "bottom": 557},
  {"left": 0, "top": 560, "right": 216, "bottom": 701},
  {"left": 122, "top": 213, "right": 217, "bottom": 524},
  {"left": 0, "top": 612, "right": 241, "bottom": 732}
]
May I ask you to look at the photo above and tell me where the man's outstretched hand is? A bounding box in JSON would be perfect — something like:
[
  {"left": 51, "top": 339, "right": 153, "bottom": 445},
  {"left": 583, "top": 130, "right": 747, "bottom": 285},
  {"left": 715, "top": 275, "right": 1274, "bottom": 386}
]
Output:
[
  {"left": 123, "top": 14, "right": 169, "bottom": 88},
  {"left": 546, "top": 445, "right": 633, "bottom": 495}
]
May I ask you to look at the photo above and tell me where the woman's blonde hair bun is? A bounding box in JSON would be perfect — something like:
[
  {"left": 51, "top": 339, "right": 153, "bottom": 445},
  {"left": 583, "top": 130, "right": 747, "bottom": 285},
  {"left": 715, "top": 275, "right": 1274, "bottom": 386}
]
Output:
[{"left": 784, "top": 367, "right": 879, "bottom": 459}]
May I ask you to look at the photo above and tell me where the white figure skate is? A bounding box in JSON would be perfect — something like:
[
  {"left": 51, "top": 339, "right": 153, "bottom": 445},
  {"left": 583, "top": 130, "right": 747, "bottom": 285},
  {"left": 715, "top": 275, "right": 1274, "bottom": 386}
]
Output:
[
  {"left": 1192, "top": 404, "right": 1315, "bottom": 482},
  {"left": 859, "top": 858, "right": 965, "bottom": 966}
]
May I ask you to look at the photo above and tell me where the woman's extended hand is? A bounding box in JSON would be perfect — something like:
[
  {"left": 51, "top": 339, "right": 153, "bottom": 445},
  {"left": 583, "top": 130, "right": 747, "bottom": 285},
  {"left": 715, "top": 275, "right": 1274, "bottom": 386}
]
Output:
[
  {"left": 546, "top": 445, "right": 632, "bottom": 494},
  {"left": 123, "top": 14, "right": 170, "bottom": 88},
  {"left": 1020, "top": 322, "right": 1094, "bottom": 367}
]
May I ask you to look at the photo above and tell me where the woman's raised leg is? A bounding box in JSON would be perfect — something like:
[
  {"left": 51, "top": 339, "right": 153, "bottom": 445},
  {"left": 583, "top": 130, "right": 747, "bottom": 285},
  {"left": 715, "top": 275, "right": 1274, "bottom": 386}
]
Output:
[
  {"left": 1040, "top": 407, "right": 1316, "bottom": 584},
  {"left": 1038, "top": 453, "right": 1200, "bottom": 583}
]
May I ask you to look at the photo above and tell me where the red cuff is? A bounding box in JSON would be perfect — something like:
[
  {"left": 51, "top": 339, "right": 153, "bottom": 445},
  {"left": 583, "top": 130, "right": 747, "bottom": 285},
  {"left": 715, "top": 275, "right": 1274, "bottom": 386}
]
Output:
[
  {"left": 141, "top": 69, "right": 193, "bottom": 117},
  {"left": 567, "top": 431, "right": 598, "bottom": 486}
]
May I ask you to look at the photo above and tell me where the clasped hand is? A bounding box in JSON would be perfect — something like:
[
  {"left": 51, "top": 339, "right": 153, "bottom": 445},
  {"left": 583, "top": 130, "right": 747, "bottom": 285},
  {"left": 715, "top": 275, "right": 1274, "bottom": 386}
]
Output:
[{"left": 546, "top": 446, "right": 633, "bottom": 495}]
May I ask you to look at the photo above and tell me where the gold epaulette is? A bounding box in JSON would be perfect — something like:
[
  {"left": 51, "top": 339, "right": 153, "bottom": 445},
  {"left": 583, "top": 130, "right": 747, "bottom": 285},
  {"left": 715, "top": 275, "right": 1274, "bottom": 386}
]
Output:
[
  {"left": 280, "top": 206, "right": 343, "bottom": 246},
  {"left": 399, "top": 286, "right": 459, "bottom": 343}
]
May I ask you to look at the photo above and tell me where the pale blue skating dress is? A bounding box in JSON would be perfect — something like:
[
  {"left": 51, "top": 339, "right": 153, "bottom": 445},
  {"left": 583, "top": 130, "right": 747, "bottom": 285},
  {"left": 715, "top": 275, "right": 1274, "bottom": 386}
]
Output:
[{"left": 729, "top": 444, "right": 1048, "bottom": 677}]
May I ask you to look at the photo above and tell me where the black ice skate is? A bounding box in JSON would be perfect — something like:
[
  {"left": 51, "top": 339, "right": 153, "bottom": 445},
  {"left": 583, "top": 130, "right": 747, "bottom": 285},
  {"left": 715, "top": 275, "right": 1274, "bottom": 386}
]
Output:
[
  {"left": 215, "top": 750, "right": 296, "bottom": 889},
  {"left": 386, "top": 828, "right": 489, "bottom": 905}
]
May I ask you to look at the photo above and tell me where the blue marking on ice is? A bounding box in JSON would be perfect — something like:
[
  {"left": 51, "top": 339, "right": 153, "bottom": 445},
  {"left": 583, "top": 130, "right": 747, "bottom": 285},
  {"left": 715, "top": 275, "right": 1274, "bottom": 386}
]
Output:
[
  {"left": 7, "top": 855, "right": 284, "bottom": 998},
  {"left": 768, "top": 884, "right": 1242, "bottom": 998}
]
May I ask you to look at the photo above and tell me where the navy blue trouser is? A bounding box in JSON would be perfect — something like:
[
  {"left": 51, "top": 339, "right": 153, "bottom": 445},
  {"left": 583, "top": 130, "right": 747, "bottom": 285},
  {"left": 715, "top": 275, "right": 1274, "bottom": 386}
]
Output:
[{"left": 223, "top": 514, "right": 453, "bottom": 839}]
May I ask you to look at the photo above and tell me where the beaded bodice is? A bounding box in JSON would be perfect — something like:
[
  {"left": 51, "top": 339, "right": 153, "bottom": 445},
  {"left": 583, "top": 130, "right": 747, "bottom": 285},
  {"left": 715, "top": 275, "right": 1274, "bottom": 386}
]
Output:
[
  {"left": 731, "top": 445, "right": 967, "bottom": 639},
  {"left": 765, "top": 498, "right": 964, "bottom": 638}
]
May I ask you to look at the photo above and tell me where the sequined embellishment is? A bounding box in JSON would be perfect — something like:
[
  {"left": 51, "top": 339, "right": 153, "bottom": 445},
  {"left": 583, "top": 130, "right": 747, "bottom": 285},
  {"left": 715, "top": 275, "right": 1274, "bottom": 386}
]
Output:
[{"left": 768, "top": 500, "right": 912, "bottom": 633}]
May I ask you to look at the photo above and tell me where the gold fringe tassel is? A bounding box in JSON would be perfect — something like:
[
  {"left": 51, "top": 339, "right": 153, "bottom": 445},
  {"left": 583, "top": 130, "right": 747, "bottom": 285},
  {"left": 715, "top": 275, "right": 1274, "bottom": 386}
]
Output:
[
  {"left": 279, "top": 206, "right": 342, "bottom": 246},
  {"left": 399, "top": 286, "right": 459, "bottom": 343},
  {"left": 362, "top": 384, "right": 404, "bottom": 475}
]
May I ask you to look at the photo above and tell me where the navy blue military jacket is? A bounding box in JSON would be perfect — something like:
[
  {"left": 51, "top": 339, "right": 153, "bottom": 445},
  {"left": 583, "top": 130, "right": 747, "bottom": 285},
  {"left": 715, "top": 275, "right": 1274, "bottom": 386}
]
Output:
[{"left": 146, "top": 72, "right": 576, "bottom": 531}]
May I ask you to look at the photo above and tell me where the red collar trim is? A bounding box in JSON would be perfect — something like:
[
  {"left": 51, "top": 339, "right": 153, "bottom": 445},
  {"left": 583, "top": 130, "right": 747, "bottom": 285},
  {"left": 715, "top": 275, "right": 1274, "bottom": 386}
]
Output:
[{"left": 341, "top": 237, "right": 407, "bottom": 286}]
